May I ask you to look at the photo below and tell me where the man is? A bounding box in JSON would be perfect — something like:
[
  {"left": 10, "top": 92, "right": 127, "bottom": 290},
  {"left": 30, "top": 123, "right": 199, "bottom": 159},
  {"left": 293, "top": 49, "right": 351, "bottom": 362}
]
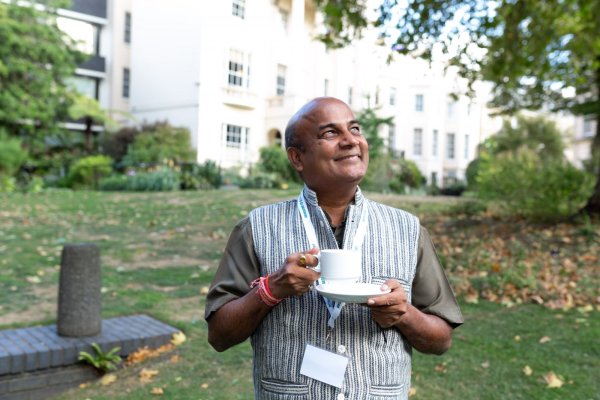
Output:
[{"left": 206, "top": 97, "right": 463, "bottom": 399}]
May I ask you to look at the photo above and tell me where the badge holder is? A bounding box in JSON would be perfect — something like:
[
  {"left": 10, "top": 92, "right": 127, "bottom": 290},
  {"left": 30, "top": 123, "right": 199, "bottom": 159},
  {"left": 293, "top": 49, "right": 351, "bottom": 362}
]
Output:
[{"left": 300, "top": 330, "right": 350, "bottom": 389}]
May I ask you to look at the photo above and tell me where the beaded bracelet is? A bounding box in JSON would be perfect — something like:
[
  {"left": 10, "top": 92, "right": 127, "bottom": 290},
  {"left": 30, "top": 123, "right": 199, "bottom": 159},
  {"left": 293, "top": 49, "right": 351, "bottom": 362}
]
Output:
[{"left": 250, "top": 275, "right": 283, "bottom": 306}]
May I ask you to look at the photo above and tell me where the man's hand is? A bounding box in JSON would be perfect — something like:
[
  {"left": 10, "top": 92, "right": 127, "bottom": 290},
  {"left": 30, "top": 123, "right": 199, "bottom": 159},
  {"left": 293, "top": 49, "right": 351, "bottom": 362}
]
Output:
[
  {"left": 366, "top": 279, "right": 408, "bottom": 328},
  {"left": 268, "top": 248, "right": 321, "bottom": 298},
  {"left": 365, "top": 279, "right": 454, "bottom": 354}
]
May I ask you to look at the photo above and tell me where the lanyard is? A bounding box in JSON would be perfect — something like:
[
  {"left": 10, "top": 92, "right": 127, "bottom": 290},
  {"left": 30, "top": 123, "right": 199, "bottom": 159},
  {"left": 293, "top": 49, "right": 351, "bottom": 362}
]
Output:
[
  {"left": 297, "top": 191, "right": 370, "bottom": 327},
  {"left": 297, "top": 192, "right": 369, "bottom": 252}
]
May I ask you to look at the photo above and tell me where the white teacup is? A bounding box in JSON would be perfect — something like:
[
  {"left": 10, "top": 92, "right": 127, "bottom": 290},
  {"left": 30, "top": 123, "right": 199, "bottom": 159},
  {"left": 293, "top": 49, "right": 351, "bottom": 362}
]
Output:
[{"left": 318, "top": 249, "right": 362, "bottom": 284}]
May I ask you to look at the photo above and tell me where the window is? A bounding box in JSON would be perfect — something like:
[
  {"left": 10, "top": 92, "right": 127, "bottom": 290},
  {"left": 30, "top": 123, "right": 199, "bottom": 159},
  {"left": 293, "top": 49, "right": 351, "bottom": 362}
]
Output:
[
  {"left": 228, "top": 49, "right": 250, "bottom": 88},
  {"left": 67, "top": 76, "right": 99, "bottom": 100},
  {"left": 232, "top": 0, "right": 245, "bottom": 19},
  {"left": 348, "top": 87, "right": 353, "bottom": 106},
  {"left": 447, "top": 102, "right": 456, "bottom": 118},
  {"left": 413, "top": 128, "right": 423, "bottom": 156},
  {"left": 324, "top": 79, "right": 329, "bottom": 96},
  {"left": 388, "top": 124, "right": 396, "bottom": 149},
  {"left": 389, "top": 87, "right": 396, "bottom": 106},
  {"left": 375, "top": 87, "right": 380, "bottom": 105},
  {"left": 432, "top": 129, "right": 438, "bottom": 156},
  {"left": 124, "top": 12, "right": 131, "bottom": 43},
  {"left": 464, "top": 134, "right": 470, "bottom": 159},
  {"left": 415, "top": 94, "right": 424, "bottom": 112},
  {"left": 583, "top": 118, "right": 594, "bottom": 137},
  {"left": 279, "top": 9, "right": 289, "bottom": 30},
  {"left": 57, "top": 17, "right": 99, "bottom": 55},
  {"left": 122, "top": 68, "right": 130, "bottom": 98},
  {"left": 431, "top": 172, "right": 438, "bottom": 187},
  {"left": 225, "top": 124, "right": 249, "bottom": 148},
  {"left": 446, "top": 133, "right": 455, "bottom": 159},
  {"left": 276, "top": 64, "right": 286, "bottom": 95}
]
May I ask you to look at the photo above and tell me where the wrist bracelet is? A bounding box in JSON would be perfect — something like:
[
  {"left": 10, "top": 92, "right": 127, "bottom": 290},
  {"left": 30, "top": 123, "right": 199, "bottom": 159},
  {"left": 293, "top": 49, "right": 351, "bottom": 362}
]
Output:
[{"left": 250, "top": 275, "right": 283, "bottom": 306}]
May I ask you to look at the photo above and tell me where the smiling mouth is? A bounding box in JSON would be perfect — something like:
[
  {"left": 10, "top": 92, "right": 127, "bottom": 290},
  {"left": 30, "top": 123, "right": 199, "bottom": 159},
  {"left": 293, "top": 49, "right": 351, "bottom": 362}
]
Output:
[{"left": 334, "top": 154, "right": 361, "bottom": 161}]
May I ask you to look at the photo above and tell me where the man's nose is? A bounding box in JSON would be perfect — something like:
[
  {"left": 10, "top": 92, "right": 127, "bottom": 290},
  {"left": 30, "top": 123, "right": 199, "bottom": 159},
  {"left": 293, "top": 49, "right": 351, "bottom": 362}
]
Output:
[{"left": 338, "top": 130, "right": 360, "bottom": 147}]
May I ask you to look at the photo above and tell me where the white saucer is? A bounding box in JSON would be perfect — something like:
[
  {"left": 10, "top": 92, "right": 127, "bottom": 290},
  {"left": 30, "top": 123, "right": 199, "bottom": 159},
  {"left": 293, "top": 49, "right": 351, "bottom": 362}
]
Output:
[{"left": 316, "top": 282, "right": 391, "bottom": 303}]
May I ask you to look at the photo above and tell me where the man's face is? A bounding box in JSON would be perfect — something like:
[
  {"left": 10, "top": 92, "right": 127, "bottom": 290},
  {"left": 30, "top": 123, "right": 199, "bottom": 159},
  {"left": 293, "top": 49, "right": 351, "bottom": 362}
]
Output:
[{"left": 288, "top": 98, "right": 369, "bottom": 191}]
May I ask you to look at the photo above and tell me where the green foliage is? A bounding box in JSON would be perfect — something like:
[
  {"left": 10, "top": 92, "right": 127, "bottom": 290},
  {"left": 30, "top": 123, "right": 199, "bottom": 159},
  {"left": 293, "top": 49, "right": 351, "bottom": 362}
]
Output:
[
  {"left": 67, "top": 155, "right": 113, "bottom": 189},
  {"left": 389, "top": 158, "right": 425, "bottom": 194},
  {"left": 123, "top": 122, "right": 195, "bottom": 167},
  {"left": 493, "top": 115, "right": 566, "bottom": 160},
  {"left": 0, "top": 131, "right": 28, "bottom": 176},
  {"left": 238, "top": 172, "right": 285, "bottom": 189},
  {"left": 355, "top": 107, "right": 393, "bottom": 160},
  {"left": 476, "top": 149, "right": 595, "bottom": 220},
  {"left": 361, "top": 154, "right": 393, "bottom": 192},
  {"left": 180, "top": 161, "right": 222, "bottom": 190},
  {"left": 258, "top": 146, "right": 298, "bottom": 182},
  {"left": 101, "top": 126, "right": 140, "bottom": 166},
  {"left": 316, "top": 0, "right": 600, "bottom": 213},
  {"left": 0, "top": 0, "right": 86, "bottom": 143},
  {"left": 78, "top": 343, "right": 121, "bottom": 373},
  {"left": 239, "top": 146, "right": 298, "bottom": 189},
  {"left": 98, "top": 168, "right": 180, "bottom": 192}
]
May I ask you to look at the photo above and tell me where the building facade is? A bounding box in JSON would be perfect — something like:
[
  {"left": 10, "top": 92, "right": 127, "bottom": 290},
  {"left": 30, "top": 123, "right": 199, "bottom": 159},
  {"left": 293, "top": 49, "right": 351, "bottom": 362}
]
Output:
[{"left": 123, "top": 0, "right": 496, "bottom": 185}]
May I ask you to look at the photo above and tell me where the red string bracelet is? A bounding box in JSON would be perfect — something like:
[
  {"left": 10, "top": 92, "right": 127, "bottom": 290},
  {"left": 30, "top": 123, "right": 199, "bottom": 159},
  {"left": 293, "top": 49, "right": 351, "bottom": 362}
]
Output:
[{"left": 250, "top": 275, "right": 283, "bottom": 306}]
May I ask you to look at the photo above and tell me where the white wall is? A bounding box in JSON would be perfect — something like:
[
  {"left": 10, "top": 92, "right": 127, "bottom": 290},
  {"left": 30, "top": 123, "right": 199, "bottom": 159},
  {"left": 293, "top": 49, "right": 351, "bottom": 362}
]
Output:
[{"left": 130, "top": 0, "right": 201, "bottom": 148}]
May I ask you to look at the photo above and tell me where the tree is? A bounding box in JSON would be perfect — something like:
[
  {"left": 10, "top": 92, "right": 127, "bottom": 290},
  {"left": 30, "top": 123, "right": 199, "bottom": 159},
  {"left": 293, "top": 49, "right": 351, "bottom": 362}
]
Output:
[
  {"left": 123, "top": 122, "right": 195, "bottom": 167},
  {"left": 0, "top": 0, "right": 86, "bottom": 154},
  {"left": 355, "top": 106, "right": 393, "bottom": 160},
  {"left": 68, "top": 93, "right": 118, "bottom": 154},
  {"left": 314, "top": 0, "right": 600, "bottom": 214}
]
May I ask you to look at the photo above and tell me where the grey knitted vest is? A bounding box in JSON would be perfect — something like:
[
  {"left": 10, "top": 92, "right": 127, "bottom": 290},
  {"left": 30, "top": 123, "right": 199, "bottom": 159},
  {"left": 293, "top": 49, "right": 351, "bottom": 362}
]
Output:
[{"left": 249, "top": 186, "right": 420, "bottom": 399}]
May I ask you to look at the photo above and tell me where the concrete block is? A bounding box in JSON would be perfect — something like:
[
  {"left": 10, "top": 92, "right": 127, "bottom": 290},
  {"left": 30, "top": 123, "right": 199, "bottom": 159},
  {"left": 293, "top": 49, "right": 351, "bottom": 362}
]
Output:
[{"left": 57, "top": 243, "right": 102, "bottom": 337}]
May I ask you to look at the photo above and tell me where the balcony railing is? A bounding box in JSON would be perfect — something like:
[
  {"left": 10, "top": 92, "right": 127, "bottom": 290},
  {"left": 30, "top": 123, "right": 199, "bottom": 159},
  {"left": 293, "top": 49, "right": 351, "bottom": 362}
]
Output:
[{"left": 222, "top": 86, "right": 258, "bottom": 109}]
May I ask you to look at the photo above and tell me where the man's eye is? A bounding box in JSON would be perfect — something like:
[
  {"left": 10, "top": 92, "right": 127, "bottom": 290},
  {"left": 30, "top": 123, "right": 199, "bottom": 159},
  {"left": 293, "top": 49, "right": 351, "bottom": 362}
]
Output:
[
  {"left": 350, "top": 126, "right": 362, "bottom": 135},
  {"left": 321, "top": 130, "right": 338, "bottom": 139}
]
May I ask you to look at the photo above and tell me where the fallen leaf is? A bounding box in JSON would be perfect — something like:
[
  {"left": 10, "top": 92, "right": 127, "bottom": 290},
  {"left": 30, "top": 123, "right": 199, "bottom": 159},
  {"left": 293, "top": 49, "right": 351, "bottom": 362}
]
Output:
[
  {"left": 481, "top": 361, "right": 490, "bottom": 369},
  {"left": 523, "top": 365, "right": 532, "bottom": 376},
  {"left": 464, "top": 289, "right": 479, "bottom": 304},
  {"left": 539, "top": 336, "right": 551, "bottom": 344},
  {"left": 170, "top": 354, "right": 181, "bottom": 363},
  {"left": 140, "top": 368, "right": 160, "bottom": 383},
  {"left": 544, "top": 371, "right": 564, "bottom": 388},
  {"left": 514, "top": 335, "right": 521, "bottom": 342},
  {"left": 434, "top": 363, "right": 447, "bottom": 373},
  {"left": 201, "top": 383, "right": 209, "bottom": 389},
  {"left": 25, "top": 276, "right": 41, "bottom": 284},
  {"left": 200, "top": 286, "right": 209, "bottom": 295},
  {"left": 408, "top": 387, "right": 417, "bottom": 397},
  {"left": 150, "top": 387, "right": 164, "bottom": 395},
  {"left": 100, "top": 374, "right": 117, "bottom": 386},
  {"left": 171, "top": 331, "right": 186, "bottom": 346}
]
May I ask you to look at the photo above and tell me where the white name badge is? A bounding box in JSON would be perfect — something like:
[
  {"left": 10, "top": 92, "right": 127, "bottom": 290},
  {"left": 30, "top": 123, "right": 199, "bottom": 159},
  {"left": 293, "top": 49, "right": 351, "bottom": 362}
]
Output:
[{"left": 300, "top": 344, "right": 349, "bottom": 388}]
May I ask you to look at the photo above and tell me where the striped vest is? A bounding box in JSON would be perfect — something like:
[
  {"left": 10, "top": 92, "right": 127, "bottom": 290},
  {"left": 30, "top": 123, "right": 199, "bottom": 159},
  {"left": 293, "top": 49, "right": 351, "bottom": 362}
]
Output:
[{"left": 249, "top": 186, "right": 420, "bottom": 399}]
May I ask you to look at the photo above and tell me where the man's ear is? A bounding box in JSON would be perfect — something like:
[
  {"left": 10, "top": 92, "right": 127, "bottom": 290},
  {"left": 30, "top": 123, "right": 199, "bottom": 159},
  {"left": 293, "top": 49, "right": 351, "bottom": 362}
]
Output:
[{"left": 287, "top": 147, "right": 303, "bottom": 172}]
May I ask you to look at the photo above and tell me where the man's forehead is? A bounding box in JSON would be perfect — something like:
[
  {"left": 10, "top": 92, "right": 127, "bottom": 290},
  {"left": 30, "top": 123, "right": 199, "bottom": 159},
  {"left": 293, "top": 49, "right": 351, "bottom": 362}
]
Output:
[{"left": 299, "top": 99, "right": 354, "bottom": 125}]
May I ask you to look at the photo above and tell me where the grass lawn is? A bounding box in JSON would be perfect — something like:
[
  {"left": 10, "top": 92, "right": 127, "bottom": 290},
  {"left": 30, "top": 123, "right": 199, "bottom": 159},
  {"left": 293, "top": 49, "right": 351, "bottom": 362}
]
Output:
[{"left": 0, "top": 188, "right": 598, "bottom": 399}]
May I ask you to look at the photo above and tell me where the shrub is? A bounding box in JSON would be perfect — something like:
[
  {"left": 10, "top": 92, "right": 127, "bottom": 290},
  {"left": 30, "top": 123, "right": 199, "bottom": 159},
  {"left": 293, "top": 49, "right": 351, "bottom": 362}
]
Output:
[
  {"left": 67, "top": 155, "right": 113, "bottom": 189},
  {"left": 0, "top": 131, "right": 28, "bottom": 179},
  {"left": 180, "top": 160, "right": 222, "bottom": 190},
  {"left": 361, "top": 155, "right": 393, "bottom": 192},
  {"left": 238, "top": 172, "right": 283, "bottom": 189},
  {"left": 99, "top": 168, "right": 180, "bottom": 192},
  {"left": 122, "top": 122, "right": 195, "bottom": 167},
  {"left": 258, "top": 146, "right": 298, "bottom": 182},
  {"left": 389, "top": 159, "right": 425, "bottom": 194},
  {"left": 476, "top": 148, "right": 594, "bottom": 221}
]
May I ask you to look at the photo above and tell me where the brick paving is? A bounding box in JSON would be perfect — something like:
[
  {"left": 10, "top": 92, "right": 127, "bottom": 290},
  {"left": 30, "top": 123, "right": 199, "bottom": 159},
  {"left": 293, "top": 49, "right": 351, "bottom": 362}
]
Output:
[{"left": 0, "top": 314, "right": 179, "bottom": 399}]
